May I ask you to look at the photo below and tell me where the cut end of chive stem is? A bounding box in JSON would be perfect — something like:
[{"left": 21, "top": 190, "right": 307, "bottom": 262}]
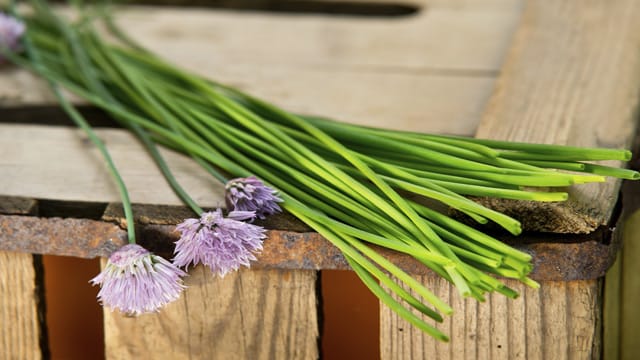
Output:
[
  {"left": 509, "top": 223, "right": 522, "bottom": 236},
  {"left": 572, "top": 175, "right": 607, "bottom": 184},
  {"left": 528, "top": 191, "right": 569, "bottom": 202},
  {"left": 617, "top": 170, "right": 640, "bottom": 180},
  {"left": 496, "top": 285, "right": 520, "bottom": 299}
]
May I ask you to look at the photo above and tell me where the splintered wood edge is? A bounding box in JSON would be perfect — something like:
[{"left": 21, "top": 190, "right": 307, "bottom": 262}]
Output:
[{"left": 473, "top": 0, "right": 640, "bottom": 233}]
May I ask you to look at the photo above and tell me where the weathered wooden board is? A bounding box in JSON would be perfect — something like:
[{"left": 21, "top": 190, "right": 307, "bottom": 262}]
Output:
[
  {"left": 604, "top": 254, "right": 621, "bottom": 360},
  {"left": 0, "top": 125, "right": 225, "bottom": 206},
  {"left": 103, "top": 266, "right": 318, "bottom": 360},
  {"left": 0, "top": 2, "right": 522, "bottom": 134},
  {"left": 0, "top": 2, "right": 523, "bottom": 205},
  {"left": 474, "top": 0, "right": 640, "bottom": 233},
  {"left": 603, "top": 184, "right": 640, "bottom": 360},
  {"left": 0, "top": 252, "right": 44, "bottom": 360},
  {"left": 0, "top": 198, "right": 45, "bottom": 360},
  {"left": 0, "top": 210, "right": 620, "bottom": 281},
  {"left": 618, "top": 214, "right": 640, "bottom": 360},
  {"left": 381, "top": 277, "right": 601, "bottom": 360}
]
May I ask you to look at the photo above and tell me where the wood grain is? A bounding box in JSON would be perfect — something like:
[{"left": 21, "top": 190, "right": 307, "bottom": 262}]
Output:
[
  {"left": 0, "top": 125, "right": 225, "bottom": 206},
  {"left": 474, "top": 0, "right": 640, "bottom": 233},
  {"left": 0, "top": 1, "right": 523, "bottom": 205},
  {"left": 603, "top": 254, "right": 621, "bottom": 360},
  {"left": 0, "top": 2, "right": 522, "bottom": 132},
  {"left": 0, "top": 252, "right": 44, "bottom": 360},
  {"left": 604, "top": 210, "right": 640, "bottom": 360},
  {"left": 103, "top": 266, "right": 318, "bottom": 360},
  {"left": 380, "top": 277, "right": 601, "bottom": 360},
  {"left": 0, "top": 80, "right": 489, "bottom": 205}
]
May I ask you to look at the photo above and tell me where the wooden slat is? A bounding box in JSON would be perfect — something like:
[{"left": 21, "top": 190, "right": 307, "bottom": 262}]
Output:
[
  {"left": 103, "top": 266, "right": 318, "bottom": 359},
  {"left": 114, "top": 3, "right": 519, "bottom": 71},
  {"left": 380, "top": 278, "right": 601, "bottom": 360},
  {"left": 473, "top": 0, "right": 640, "bottom": 233},
  {"left": 603, "top": 173, "right": 640, "bottom": 360},
  {"left": 0, "top": 125, "right": 224, "bottom": 206},
  {"left": 603, "top": 254, "right": 621, "bottom": 360},
  {"left": 0, "top": 75, "right": 493, "bottom": 204},
  {"left": 0, "top": 252, "right": 44, "bottom": 360},
  {"left": 0, "top": 0, "right": 522, "bottom": 206},
  {"left": 604, "top": 209, "right": 640, "bottom": 360},
  {"left": 1, "top": 2, "right": 522, "bottom": 131}
]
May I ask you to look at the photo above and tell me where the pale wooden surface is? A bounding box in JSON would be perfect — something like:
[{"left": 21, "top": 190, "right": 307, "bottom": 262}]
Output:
[
  {"left": 0, "top": 2, "right": 523, "bottom": 205},
  {"left": 618, "top": 209, "right": 640, "bottom": 359},
  {"left": 604, "top": 210, "right": 640, "bottom": 360},
  {"left": 0, "top": 252, "right": 42, "bottom": 360},
  {"left": 1, "top": 2, "right": 522, "bottom": 135},
  {"left": 103, "top": 266, "right": 318, "bottom": 360},
  {"left": 381, "top": 277, "right": 601, "bottom": 360},
  {"left": 0, "top": 125, "right": 225, "bottom": 206},
  {"left": 474, "top": 0, "right": 640, "bottom": 233},
  {"left": 603, "top": 252, "right": 621, "bottom": 360}
]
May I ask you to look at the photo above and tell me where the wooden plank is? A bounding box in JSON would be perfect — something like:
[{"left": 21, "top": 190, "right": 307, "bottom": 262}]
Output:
[
  {"left": 380, "top": 278, "right": 601, "bottom": 360},
  {"left": 0, "top": 76, "right": 493, "bottom": 204},
  {"left": 603, "top": 254, "right": 621, "bottom": 360},
  {"left": 603, "top": 169, "right": 640, "bottom": 360},
  {"left": 112, "top": 4, "right": 519, "bottom": 71},
  {"left": 0, "top": 2, "right": 522, "bottom": 133},
  {"left": 0, "top": 252, "right": 44, "bottom": 360},
  {"left": 0, "top": 1, "right": 520, "bottom": 209},
  {"left": 103, "top": 266, "right": 318, "bottom": 359},
  {"left": 473, "top": 0, "right": 640, "bottom": 233},
  {"left": 0, "top": 125, "right": 224, "bottom": 206},
  {"left": 617, "top": 210, "right": 640, "bottom": 359},
  {"left": 0, "top": 0, "right": 519, "bottom": 207},
  {"left": 0, "top": 213, "right": 619, "bottom": 281}
]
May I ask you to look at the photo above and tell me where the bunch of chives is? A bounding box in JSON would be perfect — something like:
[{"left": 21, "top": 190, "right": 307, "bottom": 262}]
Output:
[{"left": 6, "top": 1, "right": 637, "bottom": 341}]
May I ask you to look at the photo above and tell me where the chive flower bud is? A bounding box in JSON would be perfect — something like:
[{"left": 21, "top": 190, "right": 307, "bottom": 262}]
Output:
[
  {"left": 225, "top": 176, "right": 282, "bottom": 220},
  {"left": 0, "top": 12, "right": 25, "bottom": 62},
  {"left": 90, "top": 244, "right": 187, "bottom": 315}
]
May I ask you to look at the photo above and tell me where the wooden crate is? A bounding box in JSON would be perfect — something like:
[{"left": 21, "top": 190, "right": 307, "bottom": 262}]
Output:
[{"left": 1, "top": 0, "right": 640, "bottom": 358}]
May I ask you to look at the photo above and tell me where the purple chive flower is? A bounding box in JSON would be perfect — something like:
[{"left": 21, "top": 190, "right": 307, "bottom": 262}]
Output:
[
  {"left": 0, "top": 12, "right": 25, "bottom": 62},
  {"left": 90, "top": 244, "right": 187, "bottom": 315},
  {"left": 174, "top": 209, "right": 266, "bottom": 277},
  {"left": 225, "top": 176, "right": 282, "bottom": 220}
]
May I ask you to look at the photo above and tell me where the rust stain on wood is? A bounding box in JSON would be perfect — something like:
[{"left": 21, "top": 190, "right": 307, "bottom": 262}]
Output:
[
  {"left": 102, "top": 202, "right": 313, "bottom": 232},
  {"left": 0, "top": 215, "right": 124, "bottom": 258},
  {"left": 0, "top": 213, "right": 619, "bottom": 281}
]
